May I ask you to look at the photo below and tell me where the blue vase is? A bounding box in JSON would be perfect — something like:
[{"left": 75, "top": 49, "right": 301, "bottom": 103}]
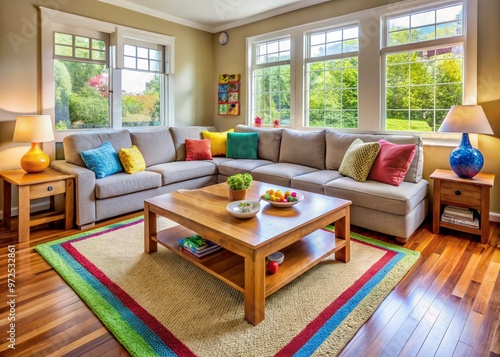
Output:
[{"left": 449, "top": 133, "right": 484, "bottom": 178}]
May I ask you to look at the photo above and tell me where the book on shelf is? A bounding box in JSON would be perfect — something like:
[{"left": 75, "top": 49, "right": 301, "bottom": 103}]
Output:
[
  {"left": 442, "top": 205, "right": 474, "bottom": 221},
  {"left": 182, "top": 245, "right": 222, "bottom": 258},
  {"left": 441, "top": 213, "right": 479, "bottom": 229},
  {"left": 178, "top": 235, "right": 222, "bottom": 257}
]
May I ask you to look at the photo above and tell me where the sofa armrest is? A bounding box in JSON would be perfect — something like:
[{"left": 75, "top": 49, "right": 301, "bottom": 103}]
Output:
[{"left": 51, "top": 160, "right": 96, "bottom": 227}]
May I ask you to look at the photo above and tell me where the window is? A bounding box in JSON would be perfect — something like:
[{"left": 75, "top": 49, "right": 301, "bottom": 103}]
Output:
[
  {"left": 383, "top": 3, "right": 464, "bottom": 132},
  {"left": 251, "top": 37, "right": 291, "bottom": 125},
  {"left": 41, "top": 7, "right": 175, "bottom": 144},
  {"left": 121, "top": 42, "right": 164, "bottom": 127},
  {"left": 54, "top": 30, "right": 110, "bottom": 130},
  {"left": 305, "top": 26, "right": 359, "bottom": 128},
  {"left": 246, "top": 0, "right": 475, "bottom": 134}
]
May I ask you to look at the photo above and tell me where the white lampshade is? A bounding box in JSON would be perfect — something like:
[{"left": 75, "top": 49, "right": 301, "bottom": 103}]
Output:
[
  {"left": 13, "top": 115, "right": 55, "bottom": 143},
  {"left": 438, "top": 105, "right": 494, "bottom": 135}
]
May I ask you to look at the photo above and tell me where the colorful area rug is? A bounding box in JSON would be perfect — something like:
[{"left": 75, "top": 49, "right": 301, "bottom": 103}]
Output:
[{"left": 36, "top": 216, "right": 419, "bottom": 356}]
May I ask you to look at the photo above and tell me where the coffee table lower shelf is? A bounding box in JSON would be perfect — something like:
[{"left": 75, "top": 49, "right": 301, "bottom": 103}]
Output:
[{"left": 153, "top": 225, "right": 346, "bottom": 297}]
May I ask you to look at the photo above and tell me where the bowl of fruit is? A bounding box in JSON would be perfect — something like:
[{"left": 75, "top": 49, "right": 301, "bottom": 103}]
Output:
[{"left": 260, "top": 189, "right": 304, "bottom": 208}]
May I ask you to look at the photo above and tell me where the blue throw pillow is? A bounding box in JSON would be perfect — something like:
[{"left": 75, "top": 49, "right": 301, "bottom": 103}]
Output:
[
  {"left": 226, "top": 132, "right": 259, "bottom": 159},
  {"left": 80, "top": 142, "right": 123, "bottom": 179}
]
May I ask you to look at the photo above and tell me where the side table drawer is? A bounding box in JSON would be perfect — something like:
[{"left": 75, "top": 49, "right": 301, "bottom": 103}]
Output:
[
  {"left": 441, "top": 181, "right": 481, "bottom": 207},
  {"left": 30, "top": 180, "right": 66, "bottom": 199}
]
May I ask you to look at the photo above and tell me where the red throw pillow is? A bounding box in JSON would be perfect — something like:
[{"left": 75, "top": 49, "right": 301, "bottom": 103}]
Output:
[
  {"left": 368, "top": 139, "right": 416, "bottom": 186},
  {"left": 185, "top": 139, "right": 213, "bottom": 161}
]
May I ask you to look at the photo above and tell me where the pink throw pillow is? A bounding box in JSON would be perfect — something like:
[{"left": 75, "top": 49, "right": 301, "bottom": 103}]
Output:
[
  {"left": 185, "top": 139, "right": 213, "bottom": 161},
  {"left": 368, "top": 139, "right": 416, "bottom": 186}
]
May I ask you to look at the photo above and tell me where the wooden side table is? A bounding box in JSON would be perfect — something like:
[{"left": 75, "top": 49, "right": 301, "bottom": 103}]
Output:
[
  {"left": 1, "top": 168, "right": 75, "bottom": 242},
  {"left": 430, "top": 169, "right": 495, "bottom": 244}
]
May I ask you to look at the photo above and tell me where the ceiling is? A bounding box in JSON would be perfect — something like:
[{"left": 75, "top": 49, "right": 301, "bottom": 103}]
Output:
[{"left": 97, "top": 0, "right": 330, "bottom": 33}]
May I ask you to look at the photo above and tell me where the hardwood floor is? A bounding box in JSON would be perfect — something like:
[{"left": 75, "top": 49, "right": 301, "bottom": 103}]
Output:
[{"left": 0, "top": 213, "right": 498, "bottom": 356}]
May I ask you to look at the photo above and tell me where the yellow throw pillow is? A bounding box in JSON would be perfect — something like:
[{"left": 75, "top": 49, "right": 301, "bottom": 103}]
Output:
[
  {"left": 202, "top": 129, "right": 234, "bottom": 156},
  {"left": 118, "top": 145, "right": 146, "bottom": 174}
]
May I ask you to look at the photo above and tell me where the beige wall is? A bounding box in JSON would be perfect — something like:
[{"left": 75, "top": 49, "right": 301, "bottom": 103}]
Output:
[{"left": 213, "top": 0, "right": 500, "bottom": 217}]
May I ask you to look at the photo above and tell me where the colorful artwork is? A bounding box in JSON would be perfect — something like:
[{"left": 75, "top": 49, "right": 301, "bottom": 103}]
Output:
[{"left": 218, "top": 74, "right": 240, "bottom": 116}]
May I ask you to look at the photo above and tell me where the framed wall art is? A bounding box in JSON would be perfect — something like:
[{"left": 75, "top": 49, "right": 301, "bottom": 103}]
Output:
[{"left": 218, "top": 74, "right": 240, "bottom": 116}]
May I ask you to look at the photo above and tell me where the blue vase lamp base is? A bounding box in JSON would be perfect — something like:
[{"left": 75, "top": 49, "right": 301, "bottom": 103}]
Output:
[{"left": 449, "top": 133, "right": 484, "bottom": 179}]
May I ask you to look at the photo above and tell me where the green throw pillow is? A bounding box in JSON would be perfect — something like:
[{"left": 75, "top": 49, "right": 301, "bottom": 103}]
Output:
[
  {"left": 339, "top": 139, "right": 380, "bottom": 182},
  {"left": 226, "top": 132, "right": 259, "bottom": 159}
]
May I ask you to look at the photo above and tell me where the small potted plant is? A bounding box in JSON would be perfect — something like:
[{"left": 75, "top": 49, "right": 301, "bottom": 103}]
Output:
[
  {"left": 254, "top": 116, "right": 262, "bottom": 127},
  {"left": 227, "top": 173, "right": 253, "bottom": 200},
  {"left": 273, "top": 119, "right": 280, "bottom": 128}
]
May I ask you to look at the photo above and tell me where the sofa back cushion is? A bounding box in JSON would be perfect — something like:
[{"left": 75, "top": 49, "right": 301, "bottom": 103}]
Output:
[
  {"left": 169, "top": 126, "right": 216, "bottom": 161},
  {"left": 235, "top": 125, "right": 283, "bottom": 162},
  {"left": 63, "top": 130, "right": 132, "bottom": 168},
  {"left": 130, "top": 128, "right": 176, "bottom": 167},
  {"left": 325, "top": 130, "right": 423, "bottom": 183},
  {"left": 279, "top": 129, "right": 326, "bottom": 169}
]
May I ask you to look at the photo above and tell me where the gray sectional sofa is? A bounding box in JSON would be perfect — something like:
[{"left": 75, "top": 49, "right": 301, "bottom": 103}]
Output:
[{"left": 51, "top": 124, "right": 429, "bottom": 242}]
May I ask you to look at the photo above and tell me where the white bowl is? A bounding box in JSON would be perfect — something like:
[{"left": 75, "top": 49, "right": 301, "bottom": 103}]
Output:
[
  {"left": 268, "top": 251, "right": 284, "bottom": 265},
  {"left": 262, "top": 192, "right": 304, "bottom": 208},
  {"left": 226, "top": 200, "right": 261, "bottom": 218}
]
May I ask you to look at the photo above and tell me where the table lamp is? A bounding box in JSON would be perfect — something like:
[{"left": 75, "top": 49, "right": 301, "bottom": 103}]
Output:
[
  {"left": 438, "top": 105, "right": 494, "bottom": 178},
  {"left": 13, "top": 115, "right": 55, "bottom": 173}
]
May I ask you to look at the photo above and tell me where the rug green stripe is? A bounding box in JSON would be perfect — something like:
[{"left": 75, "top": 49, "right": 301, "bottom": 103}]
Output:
[
  {"left": 324, "top": 225, "right": 420, "bottom": 257},
  {"left": 35, "top": 221, "right": 159, "bottom": 357}
]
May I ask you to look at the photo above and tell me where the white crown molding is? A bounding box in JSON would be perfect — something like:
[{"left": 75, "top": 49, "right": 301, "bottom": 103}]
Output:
[{"left": 97, "top": 0, "right": 330, "bottom": 33}]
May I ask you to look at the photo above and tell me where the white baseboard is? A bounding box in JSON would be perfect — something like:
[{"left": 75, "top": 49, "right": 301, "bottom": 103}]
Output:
[
  {"left": 490, "top": 212, "right": 500, "bottom": 223},
  {"left": 0, "top": 201, "right": 51, "bottom": 220}
]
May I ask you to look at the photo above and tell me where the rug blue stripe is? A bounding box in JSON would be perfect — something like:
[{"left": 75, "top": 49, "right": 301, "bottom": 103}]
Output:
[
  {"left": 51, "top": 243, "right": 177, "bottom": 357},
  {"left": 293, "top": 251, "right": 405, "bottom": 356}
]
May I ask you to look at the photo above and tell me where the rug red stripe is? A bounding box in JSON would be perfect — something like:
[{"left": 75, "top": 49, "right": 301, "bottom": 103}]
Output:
[
  {"left": 276, "top": 244, "right": 396, "bottom": 356},
  {"left": 61, "top": 230, "right": 196, "bottom": 356}
]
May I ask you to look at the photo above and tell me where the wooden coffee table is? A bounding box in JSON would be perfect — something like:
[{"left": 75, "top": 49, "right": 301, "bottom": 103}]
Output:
[{"left": 144, "top": 181, "right": 351, "bottom": 325}]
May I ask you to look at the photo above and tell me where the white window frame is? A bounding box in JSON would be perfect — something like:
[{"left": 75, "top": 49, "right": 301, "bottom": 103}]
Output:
[
  {"left": 40, "top": 7, "right": 175, "bottom": 158},
  {"left": 250, "top": 35, "right": 292, "bottom": 126},
  {"left": 246, "top": 0, "right": 477, "bottom": 141},
  {"left": 304, "top": 23, "right": 360, "bottom": 128}
]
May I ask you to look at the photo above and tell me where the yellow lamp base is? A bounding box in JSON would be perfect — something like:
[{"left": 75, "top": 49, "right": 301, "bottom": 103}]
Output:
[{"left": 20, "top": 142, "right": 50, "bottom": 173}]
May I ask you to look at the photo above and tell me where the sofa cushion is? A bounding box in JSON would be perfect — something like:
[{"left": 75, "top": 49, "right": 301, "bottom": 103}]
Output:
[
  {"left": 202, "top": 129, "right": 233, "bottom": 156},
  {"left": 325, "top": 130, "right": 423, "bottom": 183},
  {"left": 130, "top": 128, "right": 176, "bottom": 167},
  {"left": 95, "top": 171, "right": 161, "bottom": 199},
  {"left": 291, "top": 170, "right": 343, "bottom": 194},
  {"left": 325, "top": 177, "right": 429, "bottom": 216},
  {"left": 279, "top": 129, "right": 326, "bottom": 169},
  {"left": 80, "top": 142, "right": 124, "bottom": 179},
  {"left": 235, "top": 125, "right": 283, "bottom": 162},
  {"left": 251, "top": 163, "right": 318, "bottom": 187},
  {"left": 169, "top": 126, "right": 214, "bottom": 161},
  {"left": 226, "top": 132, "right": 259, "bottom": 159},
  {"left": 339, "top": 139, "right": 380, "bottom": 182},
  {"left": 368, "top": 139, "right": 416, "bottom": 186},
  {"left": 218, "top": 159, "right": 273, "bottom": 177},
  {"left": 118, "top": 145, "right": 146, "bottom": 174},
  {"left": 185, "top": 139, "right": 213, "bottom": 161},
  {"left": 64, "top": 130, "right": 132, "bottom": 168},
  {"left": 147, "top": 161, "right": 217, "bottom": 185}
]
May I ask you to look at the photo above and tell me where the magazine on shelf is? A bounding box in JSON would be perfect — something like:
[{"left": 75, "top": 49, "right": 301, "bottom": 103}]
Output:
[
  {"left": 441, "top": 213, "right": 479, "bottom": 229},
  {"left": 442, "top": 205, "right": 474, "bottom": 221}
]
